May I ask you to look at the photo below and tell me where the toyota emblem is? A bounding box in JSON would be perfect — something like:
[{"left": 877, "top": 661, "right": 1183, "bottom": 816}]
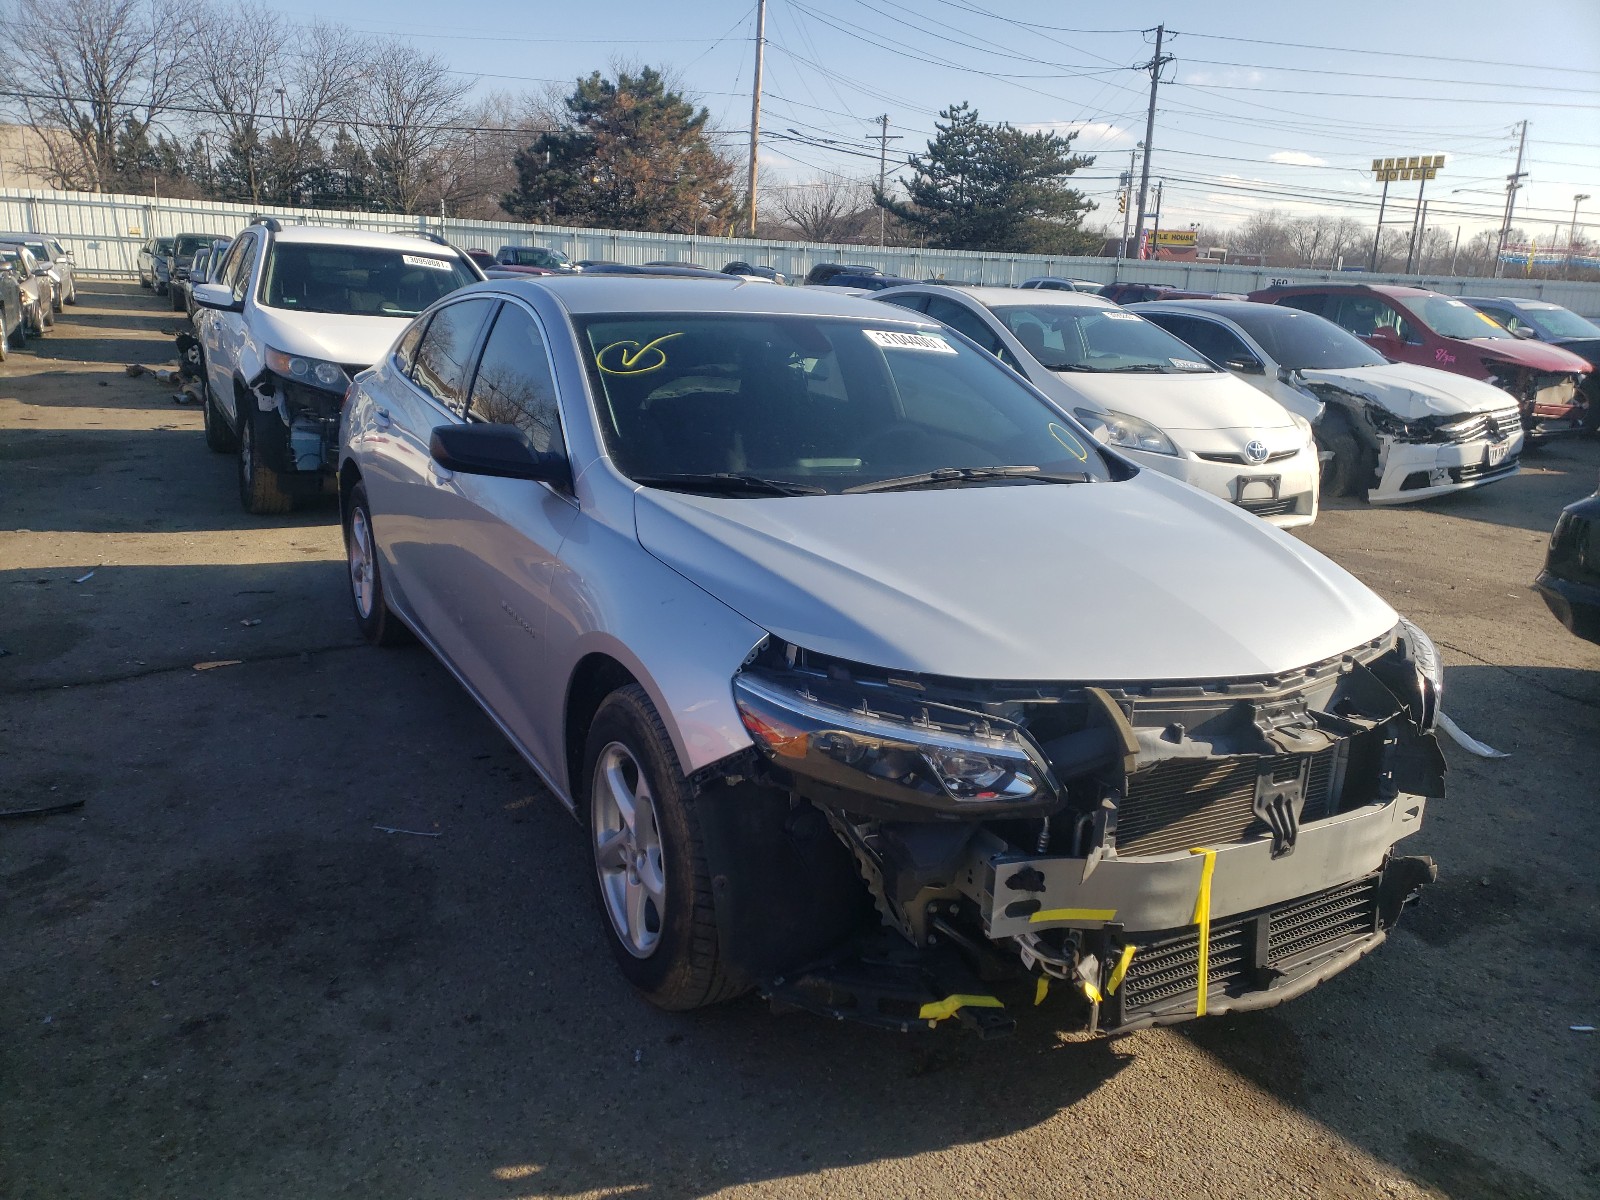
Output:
[{"left": 1245, "top": 439, "right": 1269, "bottom": 464}]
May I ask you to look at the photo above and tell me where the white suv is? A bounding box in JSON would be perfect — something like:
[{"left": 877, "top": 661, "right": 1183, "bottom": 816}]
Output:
[{"left": 191, "top": 220, "right": 482, "bottom": 513}]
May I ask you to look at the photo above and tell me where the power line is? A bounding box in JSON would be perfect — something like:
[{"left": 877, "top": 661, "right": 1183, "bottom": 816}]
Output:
[{"left": 1168, "top": 28, "right": 1600, "bottom": 78}]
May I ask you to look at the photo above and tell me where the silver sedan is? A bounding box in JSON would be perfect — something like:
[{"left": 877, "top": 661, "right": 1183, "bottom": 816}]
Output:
[{"left": 339, "top": 277, "right": 1443, "bottom": 1036}]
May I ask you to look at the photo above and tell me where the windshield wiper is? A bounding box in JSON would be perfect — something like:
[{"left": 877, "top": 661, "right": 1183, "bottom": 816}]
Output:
[
  {"left": 843, "top": 466, "right": 1092, "bottom": 494},
  {"left": 631, "top": 472, "right": 827, "bottom": 497},
  {"left": 1104, "top": 363, "right": 1170, "bottom": 373}
]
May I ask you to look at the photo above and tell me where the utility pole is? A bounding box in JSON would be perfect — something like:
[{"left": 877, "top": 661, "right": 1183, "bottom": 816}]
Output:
[
  {"left": 1494, "top": 120, "right": 1528, "bottom": 279},
  {"left": 1133, "top": 25, "right": 1172, "bottom": 261},
  {"left": 875, "top": 114, "right": 901, "bottom": 248},
  {"left": 1405, "top": 179, "right": 1430, "bottom": 274},
  {"left": 1117, "top": 144, "right": 1138, "bottom": 261},
  {"left": 1150, "top": 180, "right": 1163, "bottom": 259},
  {"left": 1368, "top": 176, "right": 1390, "bottom": 273},
  {"left": 1567, "top": 193, "right": 1590, "bottom": 280},
  {"left": 746, "top": 0, "right": 767, "bottom": 238}
]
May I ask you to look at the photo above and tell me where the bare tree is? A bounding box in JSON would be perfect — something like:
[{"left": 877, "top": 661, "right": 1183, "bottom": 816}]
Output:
[
  {"left": 354, "top": 38, "right": 473, "bottom": 214},
  {"left": 1284, "top": 216, "right": 1331, "bottom": 267},
  {"left": 10, "top": 0, "right": 194, "bottom": 191},
  {"left": 187, "top": 1, "right": 282, "bottom": 201},
  {"left": 261, "top": 21, "right": 364, "bottom": 204},
  {"left": 772, "top": 177, "right": 875, "bottom": 243}
]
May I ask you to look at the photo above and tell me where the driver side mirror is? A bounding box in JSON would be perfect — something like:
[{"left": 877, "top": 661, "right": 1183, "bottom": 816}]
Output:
[
  {"left": 430, "top": 423, "right": 572, "bottom": 490},
  {"left": 1222, "top": 354, "right": 1265, "bottom": 375},
  {"left": 1510, "top": 326, "right": 1537, "bottom": 340},
  {"left": 1365, "top": 326, "right": 1401, "bottom": 347}
]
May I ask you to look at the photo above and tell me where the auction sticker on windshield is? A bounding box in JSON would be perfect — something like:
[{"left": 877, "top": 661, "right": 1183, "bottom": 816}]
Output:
[
  {"left": 865, "top": 329, "right": 957, "bottom": 353},
  {"left": 402, "top": 254, "right": 453, "bottom": 270}
]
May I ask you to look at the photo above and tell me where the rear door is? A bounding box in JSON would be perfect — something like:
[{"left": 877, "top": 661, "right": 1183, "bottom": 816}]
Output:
[{"left": 360, "top": 295, "right": 498, "bottom": 658}]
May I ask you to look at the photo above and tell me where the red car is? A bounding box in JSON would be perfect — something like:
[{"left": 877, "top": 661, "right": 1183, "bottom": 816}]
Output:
[{"left": 1249, "top": 283, "right": 1592, "bottom": 437}]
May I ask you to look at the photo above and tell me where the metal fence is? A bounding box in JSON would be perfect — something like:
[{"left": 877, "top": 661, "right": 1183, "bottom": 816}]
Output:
[{"left": 3, "top": 186, "right": 1598, "bottom": 314}]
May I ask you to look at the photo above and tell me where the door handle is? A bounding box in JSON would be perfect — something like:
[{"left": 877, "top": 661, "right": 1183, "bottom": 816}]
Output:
[{"left": 372, "top": 406, "right": 391, "bottom": 428}]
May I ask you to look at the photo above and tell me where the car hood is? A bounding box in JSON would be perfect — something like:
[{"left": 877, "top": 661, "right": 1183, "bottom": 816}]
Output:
[
  {"left": 1298, "top": 361, "right": 1515, "bottom": 418},
  {"left": 633, "top": 472, "right": 1395, "bottom": 682},
  {"left": 1469, "top": 335, "right": 1591, "bottom": 373},
  {"left": 253, "top": 308, "right": 410, "bottom": 368},
  {"left": 1030, "top": 367, "right": 1299, "bottom": 433}
]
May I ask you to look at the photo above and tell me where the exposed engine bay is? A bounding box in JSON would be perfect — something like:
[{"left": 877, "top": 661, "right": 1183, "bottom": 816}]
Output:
[{"left": 719, "top": 628, "right": 1445, "bottom": 1036}]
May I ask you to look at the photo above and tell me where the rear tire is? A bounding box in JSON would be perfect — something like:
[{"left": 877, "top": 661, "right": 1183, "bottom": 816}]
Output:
[
  {"left": 12, "top": 315, "right": 26, "bottom": 348},
  {"left": 1315, "top": 410, "right": 1364, "bottom": 499},
  {"left": 40, "top": 302, "right": 53, "bottom": 329},
  {"left": 343, "top": 481, "right": 411, "bottom": 646},
  {"left": 203, "top": 388, "right": 237, "bottom": 453},
  {"left": 582, "top": 685, "right": 744, "bottom": 1011},
  {"left": 237, "top": 405, "right": 294, "bottom": 514},
  {"left": 64, "top": 283, "right": 76, "bottom": 305}
]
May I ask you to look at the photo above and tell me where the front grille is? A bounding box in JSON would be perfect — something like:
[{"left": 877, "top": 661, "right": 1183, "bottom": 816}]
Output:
[
  {"left": 1443, "top": 404, "right": 1522, "bottom": 442},
  {"left": 1197, "top": 448, "right": 1301, "bottom": 465},
  {"left": 1237, "top": 496, "right": 1299, "bottom": 518},
  {"left": 1115, "top": 874, "right": 1381, "bottom": 1020},
  {"left": 1115, "top": 748, "right": 1337, "bottom": 857}
]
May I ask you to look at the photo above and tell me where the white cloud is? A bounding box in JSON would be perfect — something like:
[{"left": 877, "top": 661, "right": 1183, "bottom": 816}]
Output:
[
  {"left": 1018, "top": 120, "right": 1132, "bottom": 149},
  {"left": 1268, "top": 150, "right": 1330, "bottom": 167}
]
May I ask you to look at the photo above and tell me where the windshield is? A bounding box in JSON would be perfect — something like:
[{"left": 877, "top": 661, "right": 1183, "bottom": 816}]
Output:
[
  {"left": 1223, "top": 307, "right": 1386, "bottom": 370},
  {"left": 20, "top": 240, "right": 47, "bottom": 260},
  {"left": 989, "top": 303, "right": 1216, "bottom": 373},
  {"left": 577, "top": 314, "right": 1113, "bottom": 495},
  {"left": 1411, "top": 295, "right": 1512, "bottom": 340},
  {"left": 259, "top": 243, "right": 477, "bottom": 317},
  {"left": 1523, "top": 304, "right": 1600, "bottom": 339}
]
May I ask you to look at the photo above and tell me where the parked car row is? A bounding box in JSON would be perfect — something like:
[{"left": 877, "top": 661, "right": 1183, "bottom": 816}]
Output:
[{"left": 0, "top": 234, "right": 71, "bottom": 356}]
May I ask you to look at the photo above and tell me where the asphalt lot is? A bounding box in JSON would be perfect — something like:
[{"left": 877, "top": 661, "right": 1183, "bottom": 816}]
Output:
[{"left": 3, "top": 282, "right": 1598, "bottom": 1200}]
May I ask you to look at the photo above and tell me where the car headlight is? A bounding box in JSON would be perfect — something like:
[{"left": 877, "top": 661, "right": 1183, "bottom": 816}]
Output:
[
  {"left": 733, "top": 671, "right": 1054, "bottom": 812},
  {"left": 1397, "top": 616, "right": 1442, "bottom": 731},
  {"left": 265, "top": 346, "right": 352, "bottom": 392},
  {"left": 1073, "top": 407, "right": 1178, "bottom": 456}
]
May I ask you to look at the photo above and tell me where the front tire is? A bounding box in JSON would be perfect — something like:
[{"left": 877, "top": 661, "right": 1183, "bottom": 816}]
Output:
[
  {"left": 343, "top": 481, "right": 410, "bottom": 645},
  {"left": 1315, "top": 410, "right": 1365, "bottom": 499},
  {"left": 583, "top": 685, "right": 744, "bottom": 1011},
  {"left": 237, "top": 405, "right": 293, "bottom": 514},
  {"left": 65, "top": 282, "right": 76, "bottom": 305}
]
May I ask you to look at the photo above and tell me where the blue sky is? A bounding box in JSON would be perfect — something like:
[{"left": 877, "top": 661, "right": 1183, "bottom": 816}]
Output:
[{"left": 280, "top": 0, "right": 1599, "bottom": 241}]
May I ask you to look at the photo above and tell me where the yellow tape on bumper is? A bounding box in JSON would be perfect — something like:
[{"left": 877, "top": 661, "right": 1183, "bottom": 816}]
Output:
[
  {"left": 919, "top": 993, "right": 1005, "bottom": 1022},
  {"left": 1189, "top": 847, "right": 1217, "bottom": 1017},
  {"left": 1105, "top": 944, "right": 1137, "bottom": 996},
  {"left": 1028, "top": 907, "right": 1117, "bottom": 925}
]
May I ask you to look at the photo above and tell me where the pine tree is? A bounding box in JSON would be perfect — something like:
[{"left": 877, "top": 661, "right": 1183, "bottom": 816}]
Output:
[
  {"left": 877, "top": 103, "right": 1097, "bottom": 254},
  {"left": 505, "top": 68, "right": 737, "bottom": 233}
]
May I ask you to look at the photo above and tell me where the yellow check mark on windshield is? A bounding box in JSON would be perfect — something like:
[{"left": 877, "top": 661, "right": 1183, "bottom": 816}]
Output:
[{"left": 617, "top": 332, "right": 683, "bottom": 368}]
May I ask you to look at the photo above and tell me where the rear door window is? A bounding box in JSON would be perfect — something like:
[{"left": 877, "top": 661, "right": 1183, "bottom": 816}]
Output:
[{"left": 411, "top": 297, "right": 495, "bottom": 415}]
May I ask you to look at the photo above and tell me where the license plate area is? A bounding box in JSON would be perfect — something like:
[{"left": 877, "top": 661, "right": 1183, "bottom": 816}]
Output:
[
  {"left": 1235, "top": 474, "right": 1282, "bottom": 503},
  {"left": 1484, "top": 439, "right": 1510, "bottom": 467}
]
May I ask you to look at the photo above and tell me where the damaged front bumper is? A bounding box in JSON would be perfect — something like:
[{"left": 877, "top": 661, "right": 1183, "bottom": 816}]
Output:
[
  {"left": 248, "top": 367, "right": 348, "bottom": 487},
  {"left": 1367, "top": 432, "right": 1522, "bottom": 504},
  {"left": 734, "top": 628, "right": 1446, "bottom": 1036}
]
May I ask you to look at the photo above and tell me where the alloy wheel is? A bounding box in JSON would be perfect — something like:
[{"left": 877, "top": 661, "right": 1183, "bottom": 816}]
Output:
[
  {"left": 591, "top": 742, "right": 668, "bottom": 959},
  {"left": 347, "top": 506, "right": 376, "bottom": 620}
]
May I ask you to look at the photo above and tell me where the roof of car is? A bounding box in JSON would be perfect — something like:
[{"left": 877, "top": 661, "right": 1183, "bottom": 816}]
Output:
[
  {"left": 261, "top": 224, "right": 466, "bottom": 255},
  {"left": 1258, "top": 281, "right": 1436, "bottom": 299},
  {"left": 880, "top": 282, "right": 1114, "bottom": 310},
  {"left": 1457, "top": 295, "right": 1560, "bottom": 310},
  {"left": 489, "top": 275, "right": 937, "bottom": 320},
  {"left": 1129, "top": 298, "right": 1263, "bottom": 318}
]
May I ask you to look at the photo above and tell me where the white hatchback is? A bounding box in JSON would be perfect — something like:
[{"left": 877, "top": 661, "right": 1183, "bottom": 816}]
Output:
[{"left": 874, "top": 285, "right": 1320, "bottom": 528}]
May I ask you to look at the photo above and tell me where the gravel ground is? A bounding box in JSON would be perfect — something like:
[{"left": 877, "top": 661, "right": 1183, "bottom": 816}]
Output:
[{"left": 2, "top": 283, "right": 1597, "bottom": 1200}]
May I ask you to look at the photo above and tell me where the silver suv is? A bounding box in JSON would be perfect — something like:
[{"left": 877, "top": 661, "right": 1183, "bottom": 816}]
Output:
[
  {"left": 338, "top": 276, "right": 1444, "bottom": 1036},
  {"left": 191, "top": 219, "right": 481, "bottom": 513}
]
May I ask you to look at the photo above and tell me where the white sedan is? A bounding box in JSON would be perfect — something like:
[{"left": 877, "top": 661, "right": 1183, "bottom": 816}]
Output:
[
  {"left": 875, "top": 285, "right": 1320, "bottom": 527},
  {"left": 1133, "top": 300, "right": 1524, "bottom": 504}
]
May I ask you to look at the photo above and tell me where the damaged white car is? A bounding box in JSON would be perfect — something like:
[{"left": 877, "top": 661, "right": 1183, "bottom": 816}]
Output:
[
  {"left": 1135, "top": 300, "right": 1524, "bottom": 503},
  {"left": 340, "top": 277, "right": 1444, "bottom": 1037}
]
